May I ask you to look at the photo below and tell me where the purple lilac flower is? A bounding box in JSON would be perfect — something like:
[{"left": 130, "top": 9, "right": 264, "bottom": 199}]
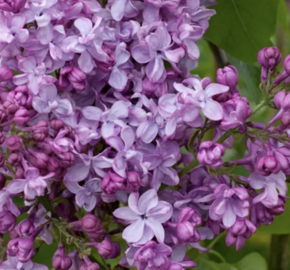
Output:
[
  {"left": 113, "top": 189, "right": 173, "bottom": 244},
  {"left": 209, "top": 184, "right": 249, "bottom": 228}
]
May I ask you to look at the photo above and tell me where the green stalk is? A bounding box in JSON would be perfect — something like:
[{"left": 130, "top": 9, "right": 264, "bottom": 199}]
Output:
[{"left": 269, "top": 234, "right": 289, "bottom": 270}]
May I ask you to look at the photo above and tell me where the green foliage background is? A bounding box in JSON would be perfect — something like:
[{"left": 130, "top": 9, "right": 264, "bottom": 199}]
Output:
[{"left": 32, "top": 0, "right": 290, "bottom": 269}]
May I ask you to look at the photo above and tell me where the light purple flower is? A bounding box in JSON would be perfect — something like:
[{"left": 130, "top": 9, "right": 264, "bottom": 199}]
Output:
[
  {"left": 113, "top": 189, "right": 173, "bottom": 244},
  {"left": 174, "top": 77, "right": 229, "bottom": 121},
  {"left": 13, "top": 56, "right": 55, "bottom": 95},
  {"left": 209, "top": 184, "right": 249, "bottom": 228},
  {"left": 249, "top": 171, "right": 287, "bottom": 208},
  {"left": 0, "top": 12, "right": 29, "bottom": 56},
  {"left": 139, "top": 140, "right": 180, "bottom": 190},
  {"left": 64, "top": 178, "right": 102, "bottom": 212},
  {"left": 7, "top": 167, "right": 54, "bottom": 200},
  {"left": 134, "top": 241, "right": 172, "bottom": 270},
  {"left": 32, "top": 84, "right": 73, "bottom": 117},
  {"left": 0, "top": 256, "right": 48, "bottom": 270},
  {"left": 61, "top": 17, "right": 109, "bottom": 73},
  {"left": 132, "top": 24, "right": 185, "bottom": 83},
  {"left": 110, "top": 0, "right": 139, "bottom": 22},
  {"left": 108, "top": 42, "right": 130, "bottom": 91}
]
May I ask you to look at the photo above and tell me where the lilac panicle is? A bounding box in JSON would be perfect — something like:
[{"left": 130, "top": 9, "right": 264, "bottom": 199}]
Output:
[{"left": 0, "top": 0, "right": 288, "bottom": 267}]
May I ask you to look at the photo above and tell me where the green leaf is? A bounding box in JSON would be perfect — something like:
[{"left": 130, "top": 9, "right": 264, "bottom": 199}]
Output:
[
  {"left": 204, "top": 0, "right": 279, "bottom": 64},
  {"left": 277, "top": 0, "right": 288, "bottom": 30},
  {"left": 196, "top": 253, "right": 267, "bottom": 270},
  {"left": 233, "top": 253, "right": 267, "bottom": 270},
  {"left": 227, "top": 54, "right": 262, "bottom": 104}
]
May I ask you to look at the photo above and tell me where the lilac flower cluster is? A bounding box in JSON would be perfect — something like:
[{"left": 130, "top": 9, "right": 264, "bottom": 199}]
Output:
[{"left": 0, "top": 0, "right": 288, "bottom": 269}]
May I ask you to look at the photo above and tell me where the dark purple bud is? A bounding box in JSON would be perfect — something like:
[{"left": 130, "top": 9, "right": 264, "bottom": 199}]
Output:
[
  {"left": 0, "top": 132, "right": 5, "bottom": 144},
  {"left": 50, "top": 119, "right": 65, "bottom": 130},
  {"left": 197, "top": 141, "right": 225, "bottom": 168},
  {"left": 52, "top": 246, "right": 73, "bottom": 270},
  {"left": 216, "top": 65, "right": 239, "bottom": 89},
  {"left": 59, "top": 152, "right": 75, "bottom": 168},
  {"left": 0, "top": 173, "right": 6, "bottom": 190},
  {"left": 257, "top": 155, "right": 281, "bottom": 176},
  {"left": 282, "top": 111, "right": 290, "bottom": 127},
  {"left": 8, "top": 153, "right": 22, "bottom": 166},
  {"left": 80, "top": 258, "right": 100, "bottom": 270},
  {"left": 0, "top": 211, "right": 17, "bottom": 234},
  {"left": 0, "top": 104, "right": 8, "bottom": 122},
  {"left": 268, "top": 196, "right": 285, "bottom": 215},
  {"left": 7, "top": 237, "right": 34, "bottom": 263},
  {"left": 59, "top": 67, "right": 87, "bottom": 91},
  {"left": 126, "top": 171, "right": 141, "bottom": 191},
  {"left": 68, "top": 67, "right": 87, "bottom": 91},
  {"left": 14, "top": 108, "right": 30, "bottom": 125},
  {"left": 176, "top": 207, "right": 201, "bottom": 242},
  {"left": 0, "top": 0, "right": 27, "bottom": 12},
  {"left": 93, "top": 239, "right": 120, "bottom": 259},
  {"left": 9, "top": 86, "right": 32, "bottom": 108},
  {"left": 81, "top": 215, "right": 103, "bottom": 236},
  {"left": 7, "top": 135, "right": 22, "bottom": 152},
  {"left": 274, "top": 55, "right": 290, "bottom": 85},
  {"left": 32, "top": 121, "right": 49, "bottom": 142},
  {"left": 101, "top": 172, "right": 125, "bottom": 195},
  {"left": 47, "top": 157, "right": 60, "bottom": 172},
  {"left": 17, "top": 219, "right": 35, "bottom": 237},
  {"left": 0, "top": 66, "right": 13, "bottom": 81},
  {"left": 258, "top": 47, "right": 281, "bottom": 81},
  {"left": 3, "top": 100, "right": 19, "bottom": 114},
  {"left": 26, "top": 150, "right": 49, "bottom": 169},
  {"left": 15, "top": 166, "right": 24, "bottom": 179},
  {"left": 0, "top": 152, "right": 4, "bottom": 167}
]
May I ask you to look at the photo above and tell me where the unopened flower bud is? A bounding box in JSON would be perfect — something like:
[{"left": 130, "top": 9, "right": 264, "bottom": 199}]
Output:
[
  {"left": 216, "top": 65, "right": 238, "bottom": 89},
  {"left": 47, "top": 157, "right": 60, "bottom": 172},
  {"left": 8, "top": 153, "right": 22, "bottom": 166},
  {"left": 93, "top": 239, "right": 120, "bottom": 259},
  {"left": 101, "top": 172, "right": 125, "bottom": 195},
  {"left": 7, "top": 135, "right": 22, "bottom": 152},
  {"left": 14, "top": 108, "right": 30, "bottom": 125},
  {"left": 32, "top": 121, "right": 49, "bottom": 141},
  {"left": 59, "top": 67, "right": 87, "bottom": 91},
  {"left": 0, "top": 0, "right": 27, "bottom": 12},
  {"left": 0, "top": 173, "right": 6, "bottom": 190},
  {"left": 26, "top": 150, "right": 49, "bottom": 169},
  {"left": 52, "top": 246, "right": 73, "bottom": 270},
  {"left": 80, "top": 258, "right": 100, "bottom": 270},
  {"left": 81, "top": 215, "right": 103, "bottom": 236},
  {"left": 0, "top": 66, "right": 13, "bottom": 81},
  {"left": 0, "top": 104, "right": 8, "bottom": 122},
  {"left": 258, "top": 47, "right": 281, "bottom": 81},
  {"left": 0, "top": 152, "right": 4, "bottom": 167},
  {"left": 197, "top": 141, "right": 225, "bottom": 168},
  {"left": 50, "top": 119, "right": 65, "bottom": 130},
  {"left": 126, "top": 171, "right": 141, "bottom": 191},
  {"left": 0, "top": 211, "right": 17, "bottom": 234},
  {"left": 257, "top": 155, "right": 281, "bottom": 176},
  {"left": 0, "top": 132, "right": 5, "bottom": 144},
  {"left": 3, "top": 100, "right": 19, "bottom": 114},
  {"left": 7, "top": 237, "right": 34, "bottom": 263},
  {"left": 59, "top": 152, "right": 75, "bottom": 167},
  {"left": 17, "top": 218, "right": 35, "bottom": 237},
  {"left": 274, "top": 55, "right": 290, "bottom": 85}
]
